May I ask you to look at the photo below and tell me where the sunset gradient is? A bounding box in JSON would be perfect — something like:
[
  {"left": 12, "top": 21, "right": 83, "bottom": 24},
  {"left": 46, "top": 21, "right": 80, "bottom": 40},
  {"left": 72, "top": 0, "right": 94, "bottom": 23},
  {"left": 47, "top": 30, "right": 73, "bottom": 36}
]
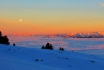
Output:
[{"left": 0, "top": 0, "right": 104, "bottom": 35}]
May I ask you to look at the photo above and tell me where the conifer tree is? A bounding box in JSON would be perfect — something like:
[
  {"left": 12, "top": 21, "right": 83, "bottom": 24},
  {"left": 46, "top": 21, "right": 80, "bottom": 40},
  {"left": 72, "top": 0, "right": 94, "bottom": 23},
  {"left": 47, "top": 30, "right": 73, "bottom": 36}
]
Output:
[{"left": 0, "top": 31, "right": 10, "bottom": 45}]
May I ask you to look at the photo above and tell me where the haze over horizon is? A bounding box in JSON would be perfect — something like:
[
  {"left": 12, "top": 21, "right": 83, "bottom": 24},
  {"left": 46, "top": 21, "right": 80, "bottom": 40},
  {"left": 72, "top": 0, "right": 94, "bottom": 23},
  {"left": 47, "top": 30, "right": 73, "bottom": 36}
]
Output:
[{"left": 0, "top": 0, "right": 104, "bottom": 35}]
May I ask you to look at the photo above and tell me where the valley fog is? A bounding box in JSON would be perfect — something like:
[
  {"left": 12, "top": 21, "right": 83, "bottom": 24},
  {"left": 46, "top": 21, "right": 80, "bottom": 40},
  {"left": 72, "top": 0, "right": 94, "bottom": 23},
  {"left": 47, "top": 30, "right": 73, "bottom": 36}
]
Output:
[{"left": 9, "top": 36, "right": 104, "bottom": 58}]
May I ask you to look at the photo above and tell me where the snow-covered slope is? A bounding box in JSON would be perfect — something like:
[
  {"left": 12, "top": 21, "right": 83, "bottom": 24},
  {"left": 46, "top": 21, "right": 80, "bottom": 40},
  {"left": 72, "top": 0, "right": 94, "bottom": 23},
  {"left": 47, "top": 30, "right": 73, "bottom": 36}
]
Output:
[{"left": 0, "top": 44, "right": 104, "bottom": 70}]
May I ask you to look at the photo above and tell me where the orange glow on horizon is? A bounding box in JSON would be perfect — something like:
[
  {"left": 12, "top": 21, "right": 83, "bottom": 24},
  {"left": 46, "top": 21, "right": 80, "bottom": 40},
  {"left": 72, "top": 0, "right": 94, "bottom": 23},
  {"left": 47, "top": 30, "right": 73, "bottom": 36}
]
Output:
[{"left": 0, "top": 16, "right": 104, "bottom": 35}]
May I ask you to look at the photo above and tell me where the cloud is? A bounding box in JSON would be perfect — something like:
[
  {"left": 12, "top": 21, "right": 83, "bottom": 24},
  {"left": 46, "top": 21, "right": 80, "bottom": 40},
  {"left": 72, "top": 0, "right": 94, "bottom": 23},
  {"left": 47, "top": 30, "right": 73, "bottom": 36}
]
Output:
[{"left": 99, "top": 2, "right": 104, "bottom": 7}]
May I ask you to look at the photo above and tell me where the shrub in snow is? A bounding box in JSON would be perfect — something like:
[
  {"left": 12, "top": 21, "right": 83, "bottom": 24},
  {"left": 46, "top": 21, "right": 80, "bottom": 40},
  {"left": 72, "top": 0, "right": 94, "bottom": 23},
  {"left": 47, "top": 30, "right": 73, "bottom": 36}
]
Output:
[
  {"left": 72, "top": 51, "right": 74, "bottom": 52},
  {"left": 41, "top": 45, "right": 45, "bottom": 49},
  {"left": 35, "top": 59, "right": 38, "bottom": 61},
  {"left": 13, "top": 43, "right": 16, "bottom": 46},
  {"left": 41, "top": 43, "right": 54, "bottom": 50},
  {"left": 41, "top": 59, "right": 43, "bottom": 61},
  {"left": 68, "top": 65, "right": 72, "bottom": 67},
  {"left": 89, "top": 60, "right": 95, "bottom": 63},
  {"left": 45, "top": 43, "right": 53, "bottom": 50},
  {"left": 0, "top": 31, "right": 10, "bottom": 45},
  {"left": 59, "top": 47, "right": 64, "bottom": 51},
  {"left": 65, "top": 58, "right": 68, "bottom": 59}
]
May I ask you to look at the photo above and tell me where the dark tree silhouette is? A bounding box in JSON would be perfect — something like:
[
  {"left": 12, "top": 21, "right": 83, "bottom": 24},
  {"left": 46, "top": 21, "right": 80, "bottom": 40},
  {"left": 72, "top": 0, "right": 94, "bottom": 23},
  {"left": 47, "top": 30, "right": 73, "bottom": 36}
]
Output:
[
  {"left": 61, "top": 48, "right": 64, "bottom": 51},
  {"left": 0, "top": 31, "right": 10, "bottom": 45},
  {"left": 59, "top": 47, "right": 62, "bottom": 50},
  {"left": 0, "top": 31, "right": 2, "bottom": 37},
  {"left": 45, "top": 43, "right": 50, "bottom": 49},
  {"left": 49, "top": 44, "right": 53, "bottom": 50},
  {"left": 45, "top": 43, "right": 53, "bottom": 50},
  {"left": 35, "top": 59, "right": 38, "bottom": 61},
  {"left": 41, "top": 45, "right": 45, "bottom": 49},
  {"left": 59, "top": 47, "right": 64, "bottom": 51},
  {"left": 41, "top": 43, "right": 54, "bottom": 50},
  {"left": 2, "top": 36, "right": 10, "bottom": 45}
]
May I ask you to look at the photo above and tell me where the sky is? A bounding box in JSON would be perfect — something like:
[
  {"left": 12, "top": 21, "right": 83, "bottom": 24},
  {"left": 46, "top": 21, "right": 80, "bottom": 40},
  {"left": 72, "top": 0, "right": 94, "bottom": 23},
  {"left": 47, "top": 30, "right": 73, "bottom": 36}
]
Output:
[{"left": 0, "top": 0, "right": 104, "bottom": 35}]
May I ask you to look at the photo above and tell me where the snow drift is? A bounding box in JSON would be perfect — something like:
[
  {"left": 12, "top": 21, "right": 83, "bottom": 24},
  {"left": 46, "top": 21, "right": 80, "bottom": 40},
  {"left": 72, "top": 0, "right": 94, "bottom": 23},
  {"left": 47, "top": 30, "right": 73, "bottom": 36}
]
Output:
[{"left": 0, "top": 44, "right": 104, "bottom": 70}]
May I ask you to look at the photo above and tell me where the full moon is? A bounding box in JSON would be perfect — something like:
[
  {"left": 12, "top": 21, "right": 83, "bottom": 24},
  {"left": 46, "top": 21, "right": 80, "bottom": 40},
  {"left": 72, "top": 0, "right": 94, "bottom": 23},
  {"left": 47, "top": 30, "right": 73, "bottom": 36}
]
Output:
[{"left": 19, "top": 19, "right": 22, "bottom": 22}]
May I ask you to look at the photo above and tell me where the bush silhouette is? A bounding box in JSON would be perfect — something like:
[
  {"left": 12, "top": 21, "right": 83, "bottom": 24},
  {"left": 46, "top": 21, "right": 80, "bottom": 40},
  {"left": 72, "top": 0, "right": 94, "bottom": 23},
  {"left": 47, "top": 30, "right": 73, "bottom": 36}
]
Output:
[
  {"left": 13, "top": 43, "right": 16, "bottom": 46},
  {"left": 41, "top": 43, "right": 53, "bottom": 50},
  {"left": 41, "top": 45, "right": 45, "bottom": 49},
  {"left": 45, "top": 43, "right": 53, "bottom": 50},
  {"left": 0, "top": 31, "right": 10, "bottom": 45},
  {"left": 59, "top": 47, "right": 64, "bottom": 51},
  {"left": 35, "top": 59, "right": 38, "bottom": 61},
  {"left": 0, "top": 31, "right": 2, "bottom": 37}
]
